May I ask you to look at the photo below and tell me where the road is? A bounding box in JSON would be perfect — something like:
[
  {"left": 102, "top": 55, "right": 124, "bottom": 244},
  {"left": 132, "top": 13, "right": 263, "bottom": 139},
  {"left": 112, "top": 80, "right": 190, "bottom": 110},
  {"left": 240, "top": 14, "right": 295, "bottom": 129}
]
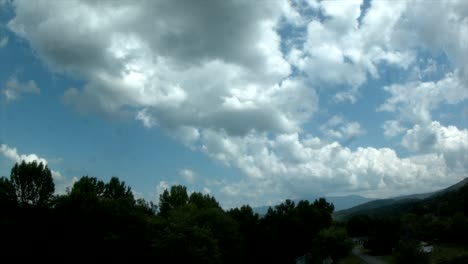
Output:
[{"left": 352, "top": 246, "right": 387, "bottom": 264}]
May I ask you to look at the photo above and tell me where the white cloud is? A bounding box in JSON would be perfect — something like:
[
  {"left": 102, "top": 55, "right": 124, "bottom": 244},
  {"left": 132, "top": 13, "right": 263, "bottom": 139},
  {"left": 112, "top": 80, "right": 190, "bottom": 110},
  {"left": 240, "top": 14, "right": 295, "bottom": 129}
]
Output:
[
  {"left": 178, "top": 169, "right": 197, "bottom": 184},
  {"left": 0, "top": 144, "right": 73, "bottom": 194},
  {"left": 402, "top": 121, "right": 468, "bottom": 171},
  {"left": 383, "top": 120, "right": 406, "bottom": 138},
  {"left": 6, "top": 0, "right": 468, "bottom": 206},
  {"left": 155, "top": 180, "right": 170, "bottom": 199},
  {"left": 320, "top": 116, "right": 365, "bottom": 142},
  {"left": 198, "top": 128, "right": 464, "bottom": 207},
  {"left": 51, "top": 170, "right": 63, "bottom": 181},
  {"left": 135, "top": 108, "right": 156, "bottom": 128},
  {"left": 2, "top": 76, "right": 40, "bottom": 101},
  {"left": 392, "top": 0, "right": 468, "bottom": 85},
  {"left": 8, "top": 0, "right": 318, "bottom": 138},
  {"left": 202, "top": 187, "right": 211, "bottom": 194},
  {"left": 0, "top": 36, "right": 8, "bottom": 48},
  {"left": 287, "top": 0, "right": 415, "bottom": 102},
  {"left": 0, "top": 144, "right": 48, "bottom": 165},
  {"left": 290, "top": 0, "right": 467, "bottom": 104},
  {"left": 379, "top": 72, "right": 467, "bottom": 124}
]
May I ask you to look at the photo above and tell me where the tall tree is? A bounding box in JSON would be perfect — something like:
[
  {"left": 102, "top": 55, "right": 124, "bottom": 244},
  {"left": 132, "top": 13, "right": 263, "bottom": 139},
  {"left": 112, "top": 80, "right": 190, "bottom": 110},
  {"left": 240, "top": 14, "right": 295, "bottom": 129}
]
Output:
[
  {"left": 67, "top": 176, "right": 105, "bottom": 210},
  {"left": 189, "top": 192, "right": 220, "bottom": 210},
  {"left": 0, "top": 176, "right": 17, "bottom": 208},
  {"left": 159, "top": 185, "right": 189, "bottom": 217},
  {"left": 104, "top": 177, "right": 134, "bottom": 201},
  {"left": 10, "top": 161, "right": 54, "bottom": 207}
]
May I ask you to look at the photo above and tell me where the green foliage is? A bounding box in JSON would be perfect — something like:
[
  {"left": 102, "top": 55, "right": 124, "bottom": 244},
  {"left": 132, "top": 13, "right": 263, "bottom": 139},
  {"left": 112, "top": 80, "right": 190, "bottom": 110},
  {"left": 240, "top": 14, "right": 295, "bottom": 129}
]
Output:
[
  {"left": 153, "top": 215, "right": 222, "bottom": 263},
  {"left": 0, "top": 176, "right": 17, "bottom": 208},
  {"left": 261, "top": 198, "right": 335, "bottom": 263},
  {"left": 2, "top": 159, "right": 408, "bottom": 262},
  {"left": 67, "top": 176, "right": 106, "bottom": 210},
  {"left": 347, "top": 214, "right": 372, "bottom": 237},
  {"left": 135, "top": 198, "right": 157, "bottom": 215},
  {"left": 104, "top": 177, "right": 134, "bottom": 201},
  {"left": 189, "top": 192, "right": 220, "bottom": 210},
  {"left": 159, "top": 185, "right": 189, "bottom": 217},
  {"left": 394, "top": 240, "right": 429, "bottom": 264},
  {"left": 227, "top": 205, "right": 260, "bottom": 262},
  {"left": 363, "top": 217, "right": 401, "bottom": 254},
  {"left": 312, "top": 227, "right": 353, "bottom": 262},
  {"left": 228, "top": 205, "right": 259, "bottom": 228},
  {"left": 10, "top": 161, "right": 54, "bottom": 207}
]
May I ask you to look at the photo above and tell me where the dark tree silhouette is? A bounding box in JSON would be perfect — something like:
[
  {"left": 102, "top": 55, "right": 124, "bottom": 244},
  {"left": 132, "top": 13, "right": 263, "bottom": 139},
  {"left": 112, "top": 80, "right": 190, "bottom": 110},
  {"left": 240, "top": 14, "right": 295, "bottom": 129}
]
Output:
[
  {"left": 189, "top": 192, "right": 220, "bottom": 210},
  {"left": 68, "top": 176, "right": 106, "bottom": 209},
  {"left": 104, "top": 177, "right": 134, "bottom": 201},
  {"left": 159, "top": 185, "right": 189, "bottom": 217},
  {"left": 0, "top": 176, "right": 17, "bottom": 208},
  {"left": 10, "top": 161, "right": 54, "bottom": 207}
]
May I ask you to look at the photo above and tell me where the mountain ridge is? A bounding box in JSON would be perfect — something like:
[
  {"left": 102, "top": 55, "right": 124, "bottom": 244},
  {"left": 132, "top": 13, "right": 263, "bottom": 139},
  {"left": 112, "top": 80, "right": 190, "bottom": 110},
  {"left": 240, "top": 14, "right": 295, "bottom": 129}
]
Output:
[
  {"left": 253, "top": 194, "right": 372, "bottom": 216},
  {"left": 333, "top": 177, "right": 468, "bottom": 220}
]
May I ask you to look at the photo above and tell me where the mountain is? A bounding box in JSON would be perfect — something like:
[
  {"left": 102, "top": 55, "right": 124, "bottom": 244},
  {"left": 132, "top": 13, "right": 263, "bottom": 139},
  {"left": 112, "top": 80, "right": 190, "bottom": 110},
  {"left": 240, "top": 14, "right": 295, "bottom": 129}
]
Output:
[
  {"left": 322, "top": 195, "right": 373, "bottom": 211},
  {"left": 253, "top": 194, "right": 372, "bottom": 216},
  {"left": 431, "top": 177, "right": 468, "bottom": 196},
  {"left": 334, "top": 177, "right": 468, "bottom": 220},
  {"left": 333, "top": 197, "right": 421, "bottom": 220}
]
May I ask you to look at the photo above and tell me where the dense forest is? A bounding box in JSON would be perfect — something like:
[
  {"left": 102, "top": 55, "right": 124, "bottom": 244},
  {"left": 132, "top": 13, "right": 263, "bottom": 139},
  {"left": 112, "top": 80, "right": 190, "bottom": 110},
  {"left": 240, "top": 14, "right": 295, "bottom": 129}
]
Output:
[
  {"left": 1, "top": 161, "right": 467, "bottom": 263},
  {"left": 344, "top": 178, "right": 468, "bottom": 263},
  {"left": 0, "top": 161, "right": 350, "bottom": 263}
]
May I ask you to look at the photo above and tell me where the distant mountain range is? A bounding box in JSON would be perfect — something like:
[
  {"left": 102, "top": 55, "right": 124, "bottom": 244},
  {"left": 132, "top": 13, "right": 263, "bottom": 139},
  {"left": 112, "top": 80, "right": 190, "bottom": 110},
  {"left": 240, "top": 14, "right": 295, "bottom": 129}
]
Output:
[
  {"left": 253, "top": 177, "right": 468, "bottom": 218},
  {"left": 253, "top": 194, "right": 373, "bottom": 216},
  {"left": 333, "top": 177, "right": 468, "bottom": 220}
]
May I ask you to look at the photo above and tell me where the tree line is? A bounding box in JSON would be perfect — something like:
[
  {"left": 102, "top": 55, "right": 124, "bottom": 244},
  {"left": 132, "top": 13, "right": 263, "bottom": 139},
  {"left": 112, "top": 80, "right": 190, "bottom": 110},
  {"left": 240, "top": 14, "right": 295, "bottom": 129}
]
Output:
[
  {"left": 0, "top": 161, "right": 352, "bottom": 263},
  {"left": 345, "top": 181, "right": 468, "bottom": 264}
]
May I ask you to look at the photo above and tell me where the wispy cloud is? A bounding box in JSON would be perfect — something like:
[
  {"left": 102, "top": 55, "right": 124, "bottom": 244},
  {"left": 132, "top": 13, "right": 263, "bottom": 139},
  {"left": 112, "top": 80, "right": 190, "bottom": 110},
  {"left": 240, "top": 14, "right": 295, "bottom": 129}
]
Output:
[{"left": 2, "top": 76, "right": 40, "bottom": 101}]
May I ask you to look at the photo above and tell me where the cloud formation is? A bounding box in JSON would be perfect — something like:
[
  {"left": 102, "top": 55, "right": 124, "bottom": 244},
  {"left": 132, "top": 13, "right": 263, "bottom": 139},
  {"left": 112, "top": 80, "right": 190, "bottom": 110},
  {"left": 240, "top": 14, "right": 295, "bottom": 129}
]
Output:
[
  {"left": 0, "top": 143, "right": 48, "bottom": 165},
  {"left": 0, "top": 36, "right": 7, "bottom": 48},
  {"left": 0, "top": 144, "right": 73, "bottom": 193},
  {"left": 178, "top": 168, "right": 197, "bottom": 184},
  {"left": 1, "top": 76, "right": 40, "bottom": 101},
  {"left": 379, "top": 73, "right": 466, "bottom": 124},
  {"left": 402, "top": 122, "right": 468, "bottom": 171},
  {"left": 320, "top": 116, "right": 365, "bottom": 142},
  {"left": 6, "top": 0, "right": 468, "bottom": 206}
]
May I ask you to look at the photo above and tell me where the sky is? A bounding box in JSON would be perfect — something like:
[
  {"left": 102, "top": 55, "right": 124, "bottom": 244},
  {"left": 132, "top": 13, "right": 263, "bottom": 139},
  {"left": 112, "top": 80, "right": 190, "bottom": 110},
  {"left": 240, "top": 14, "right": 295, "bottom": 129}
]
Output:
[{"left": 0, "top": 0, "right": 467, "bottom": 208}]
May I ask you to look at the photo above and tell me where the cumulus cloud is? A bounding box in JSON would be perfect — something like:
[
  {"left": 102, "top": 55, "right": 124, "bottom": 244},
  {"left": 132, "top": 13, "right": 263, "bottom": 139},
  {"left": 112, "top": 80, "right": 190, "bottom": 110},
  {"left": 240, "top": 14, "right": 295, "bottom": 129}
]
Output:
[
  {"left": 379, "top": 72, "right": 466, "bottom": 124},
  {"left": 178, "top": 169, "right": 197, "bottom": 184},
  {"left": 0, "top": 144, "right": 72, "bottom": 193},
  {"left": 8, "top": 0, "right": 320, "bottom": 137},
  {"left": 394, "top": 0, "right": 468, "bottom": 85},
  {"left": 288, "top": 0, "right": 468, "bottom": 103},
  {"left": 2, "top": 76, "right": 40, "bottom": 101},
  {"left": 6, "top": 0, "right": 468, "bottom": 205},
  {"left": 0, "top": 144, "right": 48, "bottom": 165},
  {"left": 209, "top": 131, "right": 459, "bottom": 207},
  {"left": 286, "top": 0, "right": 415, "bottom": 102},
  {"left": 402, "top": 122, "right": 468, "bottom": 171},
  {"left": 198, "top": 128, "right": 465, "bottom": 207},
  {"left": 383, "top": 120, "right": 406, "bottom": 138},
  {"left": 320, "top": 115, "right": 365, "bottom": 142}
]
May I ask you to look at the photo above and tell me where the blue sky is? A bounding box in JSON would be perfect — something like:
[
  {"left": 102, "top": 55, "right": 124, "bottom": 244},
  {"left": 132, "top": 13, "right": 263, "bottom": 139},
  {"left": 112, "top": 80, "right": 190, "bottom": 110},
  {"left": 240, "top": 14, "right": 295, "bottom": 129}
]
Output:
[{"left": 0, "top": 0, "right": 467, "bottom": 208}]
